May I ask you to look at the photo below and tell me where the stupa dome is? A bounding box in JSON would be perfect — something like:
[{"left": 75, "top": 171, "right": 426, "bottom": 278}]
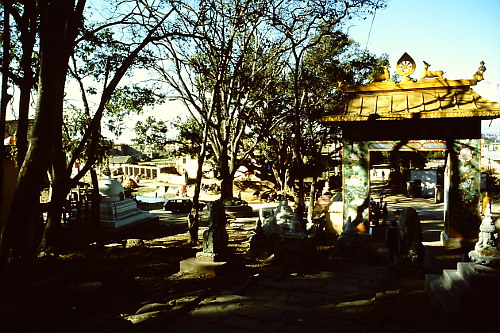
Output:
[{"left": 98, "top": 176, "right": 124, "bottom": 202}]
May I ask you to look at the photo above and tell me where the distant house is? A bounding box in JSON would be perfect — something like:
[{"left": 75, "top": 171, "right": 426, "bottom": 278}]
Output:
[
  {"left": 481, "top": 142, "right": 500, "bottom": 174},
  {"left": 110, "top": 144, "right": 149, "bottom": 161},
  {"left": 176, "top": 155, "right": 199, "bottom": 178},
  {"left": 110, "top": 155, "right": 134, "bottom": 165}
]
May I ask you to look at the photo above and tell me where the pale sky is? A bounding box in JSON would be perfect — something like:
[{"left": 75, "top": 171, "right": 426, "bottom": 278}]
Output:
[
  {"left": 132, "top": 0, "right": 500, "bottom": 141},
  {"left": 8, "top": 1, "right": 498, "bottom": 140}
]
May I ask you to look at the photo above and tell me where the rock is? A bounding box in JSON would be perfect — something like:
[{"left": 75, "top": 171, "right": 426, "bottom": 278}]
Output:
[
  {"left": 124, "top": 311, "right": 161, "bottom": 324},
  {"left": 124, "top": 239, "right": 144, "bottom": 248},
  {"left": 68, "top": 281, "right": 104, "bottom": 297},
  {"left": 135, "top": 302, "right": 172, "bottom": 314}
]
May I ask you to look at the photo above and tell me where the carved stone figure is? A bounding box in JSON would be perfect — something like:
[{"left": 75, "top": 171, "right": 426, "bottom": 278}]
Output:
[
  {"left": 249, "top": 216, "right": 269, "bottom": 252},
  {"left": 202, "top": 200, "right": 228, "bottom": 256},
  {"left": 473, "top": 61, "right": 486, "bottom": 81},
  {"left": 398, "top": 207, "right": 425, "bottom": 267},
  {"left": 469, "top": 203, "right": 500, "bottom": 267}
]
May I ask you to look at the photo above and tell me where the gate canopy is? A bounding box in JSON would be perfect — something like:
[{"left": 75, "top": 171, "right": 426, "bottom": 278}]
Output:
[{"left": 322, "top": 54, "right": 500, "bottom": 123}]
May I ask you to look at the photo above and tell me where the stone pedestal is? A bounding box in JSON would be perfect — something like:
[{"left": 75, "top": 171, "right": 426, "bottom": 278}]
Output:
[
  {"left": 99, "top": 199, "right": 158, "bottom": 230},
  {"left": 98, "top": 177, "right": 158, "bottom": 231},
  {"left": 179, "top": 200, "right": 234, "bottom": 277},
  {"left": 425, "top": 262, "right": 499, "bottom": 323}
]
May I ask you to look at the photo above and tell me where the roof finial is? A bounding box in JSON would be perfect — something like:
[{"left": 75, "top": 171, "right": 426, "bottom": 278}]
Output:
[
  {"left": 473, "top": 61, "right": 486, "bottom": 81},
  {"left": 396, "top": 53, "right": 416, "bottom": 82}
]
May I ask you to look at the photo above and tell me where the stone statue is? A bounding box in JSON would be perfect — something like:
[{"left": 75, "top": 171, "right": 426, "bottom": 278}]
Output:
[
  {"left": 398, "top": 207, "right": 425, "bottom": 267},
  {"left": 202, "top": 200, "right": 228, "bottom": 257},
  {"left": 469, "top": 203, "right": 500, "bottom": 267},
  {"left": 419, "top": 61, "right": 444, "bottom": 81},
  {"left": 249, "top": 215, "right": 269, "bottom": 253}
]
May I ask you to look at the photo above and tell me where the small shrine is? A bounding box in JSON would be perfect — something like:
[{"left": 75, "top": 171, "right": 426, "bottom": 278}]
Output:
[
  {"left": 98, "top": 176, "right": 158, "bottom": 230},
  {"left": 322, "top": 53, "right": 500, "bottom": 246}
]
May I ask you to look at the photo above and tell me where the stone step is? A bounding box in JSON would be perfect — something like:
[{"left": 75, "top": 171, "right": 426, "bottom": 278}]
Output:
[
  {"left": 427, "top": 263, "right": 500, "bottom": 323},
  {"left": 441, "top": 269, "right": 469, "bottom": 303},
  {"left": 425, "top": 274, "right": 461, "bottom": 317},
  {"left": 179, "top": 257, "right": 229, "bottom": 277},
  {"left": 457, "top": 262, "right": 500, "bottom": 291}
]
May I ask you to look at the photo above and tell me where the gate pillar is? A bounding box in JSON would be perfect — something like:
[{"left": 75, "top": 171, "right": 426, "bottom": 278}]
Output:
[
  {"left": 443, "top": 139, "right": 481, "bottom": 245},
  {"left": 342, "top": 140, "right": 370, "bottom": 227}
]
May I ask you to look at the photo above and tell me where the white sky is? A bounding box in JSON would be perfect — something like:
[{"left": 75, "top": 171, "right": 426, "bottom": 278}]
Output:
[
  {"left": 6, "top": 0, "right": 499, "bottom": 141},
  {"left": 121, "top": 0, "right": 500, "bottom": 141}
]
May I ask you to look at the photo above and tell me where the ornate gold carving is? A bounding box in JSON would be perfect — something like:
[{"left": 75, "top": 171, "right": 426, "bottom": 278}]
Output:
[
  {"left": 418, "top": 61, "right": 445, "bottom": 81},
  {"left": 473, "top": 61, "right": 486, "bottom": 81},
  {"left": 396, "top": 53, "right": 416, "bottom": 82},
  {"left": 370, "top": 64, "right": 392, "bottom": 83}
]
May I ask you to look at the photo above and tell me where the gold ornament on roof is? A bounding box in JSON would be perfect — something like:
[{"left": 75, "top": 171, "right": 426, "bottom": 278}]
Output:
[
  {"left": 370, "top": 64, "right": 393, "bottom": 83},
  {"left": 396, "top": 52, "right": 416, "bottom": 82},
  {"left": 473, "top": 61, "right": 486, "bottom": 81},
  {"left": 418, "top": 61, "right": 445, "bottom": 81}
]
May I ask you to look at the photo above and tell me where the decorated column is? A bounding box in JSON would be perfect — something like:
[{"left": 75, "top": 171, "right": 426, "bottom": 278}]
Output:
[
  {"left": 443, "top": 139, "right": 481, "bottom": 243},
  {"left": 342, "top": 140, "right": 370, "bottom": 227}
]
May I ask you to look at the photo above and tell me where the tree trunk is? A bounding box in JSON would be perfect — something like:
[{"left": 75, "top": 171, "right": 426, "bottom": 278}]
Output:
[
  {"left": 15, "top": 0, "right": 37, "bottom": 165},
  {"left": 293, "top": 93, "right": 305, "bottom": 222},
  {"left": 39, "top": 145, "right": 66, "bottom": 254},
  {"left": 0, "top": 0, "right": 81, "bottom": 264},
  {"left": 307, "top": 172, "right": 318, "bottom": 222},
  {"left": 0, "top": 0, "right": 12, "bottom": 211},
  {"left": 220, "top": 175, "right": 234, "bottom": 202},
  {"left": 189, "top": 124, "right": 210, "bottom": 245},
  {"left": 88, "top": 168, "right": 101, "bottom": 245}
]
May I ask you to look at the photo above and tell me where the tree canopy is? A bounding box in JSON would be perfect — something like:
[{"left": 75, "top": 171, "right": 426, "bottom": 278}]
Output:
[{"left": 0, "top": 0, "right": 388, "bottom": 260}]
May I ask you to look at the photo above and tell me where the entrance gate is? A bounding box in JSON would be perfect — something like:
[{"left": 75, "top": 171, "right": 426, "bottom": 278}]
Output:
[
  {"left": 343, "top": 139, "right": 480, "bottom": 245},
  {"left": 322, "top": 54, "right": 500, "bottom": 245}
]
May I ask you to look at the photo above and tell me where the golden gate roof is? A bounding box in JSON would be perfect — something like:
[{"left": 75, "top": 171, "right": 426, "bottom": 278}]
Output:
[{"left": 322, "top": 55, "right": 500, "bottom": 122}]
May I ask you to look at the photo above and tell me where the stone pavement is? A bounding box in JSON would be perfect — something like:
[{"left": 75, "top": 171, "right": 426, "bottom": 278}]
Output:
[
  {"left": 137, "top": 194, "right": 498, "bottom": 333},
  {"left": 149, "top": 244, "right": 483, "bottom": 333},
  {"left": 129, "top": 180, "right": 499, "bottom": 333}
]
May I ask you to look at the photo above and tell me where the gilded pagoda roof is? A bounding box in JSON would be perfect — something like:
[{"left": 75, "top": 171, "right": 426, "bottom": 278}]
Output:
[{"left": 322, "top": 54, "right": 500, "bottom": 122}]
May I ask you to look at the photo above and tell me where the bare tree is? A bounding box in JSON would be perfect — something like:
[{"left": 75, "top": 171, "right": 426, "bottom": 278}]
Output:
[
  {"left": 268, "top": 0, "right": 386, "bottom": 221},
  {"left": 152, "top": 0, "right": 288, "bottom": 243}
]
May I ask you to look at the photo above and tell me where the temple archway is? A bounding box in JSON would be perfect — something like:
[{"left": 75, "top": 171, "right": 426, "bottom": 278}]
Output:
[{"left": 322, "top": 54, "right": 500, "bottom": 246}]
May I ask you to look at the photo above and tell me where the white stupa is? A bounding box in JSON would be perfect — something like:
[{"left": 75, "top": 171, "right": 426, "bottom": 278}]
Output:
[{"left": 98, "top": 176, "right": 158, "bottom": 231}]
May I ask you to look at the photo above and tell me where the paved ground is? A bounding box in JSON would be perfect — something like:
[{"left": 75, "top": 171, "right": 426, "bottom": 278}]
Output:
[{"left": 128, "top": 181, "right": 499, "bottom": 333}]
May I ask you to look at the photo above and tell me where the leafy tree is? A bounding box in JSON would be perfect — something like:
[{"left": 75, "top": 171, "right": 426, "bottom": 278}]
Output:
[
  {"left": 153, "top": 0, "right": 288, "bottom": 243},
  {"left": 0, "top": 0, "right": 39, "bottom": 167},
  {"left": 0, "top": 0, "right": 179, "bottom": 262},
  {"left": 170, "top": 115, "right": 203, "bottom": 157},
  {"left": 0, "top": 0, "right": 87, "bottom": 263},
  {"left": 266, "top": 0, "right": 387, "bottom": 221},
  {"left": 299, "top": 34, "right": 388, "bottom": 219},
  {"left": 134, "top": 115, "right": 170, "bottom": 148},
  {"left": 0, "top": 0, "right": 13, "bottom": 211}
]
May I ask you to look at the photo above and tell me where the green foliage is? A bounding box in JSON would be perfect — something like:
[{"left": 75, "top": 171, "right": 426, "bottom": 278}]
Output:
[
  {"left": 63, "top": 104, "right": 112, "bottom": 168},
  {"left": 133, "top": 115, "right": 170, "bottom": 149},
  {"left": 256, "top": 29, "right": 387, "bottom": 184},
  {"left": 105, "top": 85, "right": 165, "bottom": 137},
  {"left": 170, "top": 116, "right": 204, "bottom": 157}
]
